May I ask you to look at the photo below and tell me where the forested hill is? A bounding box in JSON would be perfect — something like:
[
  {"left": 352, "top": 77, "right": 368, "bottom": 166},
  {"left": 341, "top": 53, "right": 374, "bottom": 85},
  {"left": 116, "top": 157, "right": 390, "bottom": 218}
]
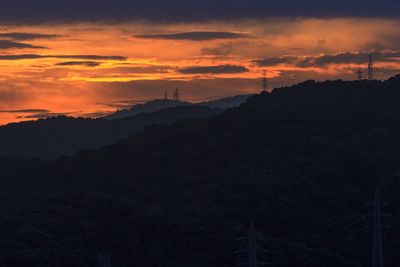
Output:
[
  {"left": 2, "top": 76, "right": 400, "bottom": 266},
  {"left": 0, "top": 105, "right": 223, "bottom": 160}
]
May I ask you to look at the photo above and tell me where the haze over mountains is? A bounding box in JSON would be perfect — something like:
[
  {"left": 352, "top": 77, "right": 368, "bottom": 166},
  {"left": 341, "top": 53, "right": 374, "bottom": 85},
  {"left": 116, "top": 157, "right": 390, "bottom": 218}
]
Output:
[
  {"left": 2, "top": 76, "right": 400, "bottom": 266},
  {"left": 0, "top": 95, "right": 251, "bottom": 159},
  {"left": 105, "top": 95, "right": 252, "bottom": 120}
]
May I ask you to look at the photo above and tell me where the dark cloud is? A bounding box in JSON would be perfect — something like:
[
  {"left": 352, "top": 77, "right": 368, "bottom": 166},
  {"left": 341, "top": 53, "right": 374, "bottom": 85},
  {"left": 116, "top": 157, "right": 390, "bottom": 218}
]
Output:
[
  {"left": 0, "top": 54, "right": 126, "bottom": 61},
  {"left": 0, "top": 109, "right": 49, "bottom": 113},
  {"left": 201, "top": 43, "right": 233, "bottom": 55},
  {"left": 134, "top": 31, "right": 250, "bottom": 41},
  {"left": 256, "top": 50, "right": 400, "bottom": 68},
  {"left": 106, "top": 66, "right": 172, "bottom": 74},
  {"left": 0, "top": 32, "right": 59, "bottom": 40},
  {"left": 82, "top": 111, "right": 112, "bottom": 118},
  {"left": 297, "top": 51, "right": 400, "bottom": 67},
  {"left": 298, "top": 52, "right": 370, "bottom": 67},
  {"left": 0, "top": 0, "right": 397, "bottom": 22},
  {"left": 56, "top": 55, "right": 127, "bottom": 61},
  {"left": 0, "top": 54, "right": 42, "bottom": 60},
  {"left": 179, "top": 65, "right": 249, "bottom": 74},
  {"left": 23, "top": 112, "right": 72, "bottom": 119},
  {"left": 55, "top": 61, "right": 102, "bottom": 67},
  {"left": 255, "top": 56, "right": 298, "bottom": 66},
  {"left": 0, "top": 40, "right": 46, "bottom": 49}
]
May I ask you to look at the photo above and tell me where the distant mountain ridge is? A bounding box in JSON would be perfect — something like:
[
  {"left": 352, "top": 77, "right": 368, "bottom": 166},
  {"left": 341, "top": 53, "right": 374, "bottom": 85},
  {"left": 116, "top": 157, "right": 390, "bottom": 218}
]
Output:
[
  {"left": 0, "top": 94, "right": 252, "bottom": 160},
  {"left": 0, "top": 105, "right": 223, "bottom": 160},
  {"left": 197, "top": 94, "right": 252, "bottom": 109},
  {"left": 104, "top": 94, "right": 252, "bottom": 120},
  {"left": 104, "top": 99, "right": 191, "bottom": 120}
]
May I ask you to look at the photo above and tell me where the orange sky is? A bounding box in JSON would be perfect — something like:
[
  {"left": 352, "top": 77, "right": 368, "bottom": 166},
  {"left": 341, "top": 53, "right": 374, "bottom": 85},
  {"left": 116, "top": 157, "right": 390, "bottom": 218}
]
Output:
[{"left": 0, "top": 18, "right": 399, "bottom": 124}]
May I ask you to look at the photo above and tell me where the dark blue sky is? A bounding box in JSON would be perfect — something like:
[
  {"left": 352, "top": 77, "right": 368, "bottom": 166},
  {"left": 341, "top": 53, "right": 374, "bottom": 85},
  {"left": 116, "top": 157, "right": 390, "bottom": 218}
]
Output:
[{"left": 0, "top": 0, "right": 398, "bottom": 22}]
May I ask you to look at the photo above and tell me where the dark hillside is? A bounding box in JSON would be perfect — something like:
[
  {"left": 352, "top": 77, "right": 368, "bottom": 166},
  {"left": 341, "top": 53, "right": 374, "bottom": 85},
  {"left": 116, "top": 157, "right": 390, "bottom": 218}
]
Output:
[
  {"left": 0, "top": 106, "right": 222, "bottom": 159},
  {"left": 2, "top": 77, "right": 400, "bottom": 266}
]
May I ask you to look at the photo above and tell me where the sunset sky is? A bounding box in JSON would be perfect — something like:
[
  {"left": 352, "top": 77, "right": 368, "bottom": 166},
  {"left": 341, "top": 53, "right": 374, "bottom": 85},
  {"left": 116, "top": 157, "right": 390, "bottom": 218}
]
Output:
[{"left": 0, "top": 0, "right": 399, "bottom": 124}]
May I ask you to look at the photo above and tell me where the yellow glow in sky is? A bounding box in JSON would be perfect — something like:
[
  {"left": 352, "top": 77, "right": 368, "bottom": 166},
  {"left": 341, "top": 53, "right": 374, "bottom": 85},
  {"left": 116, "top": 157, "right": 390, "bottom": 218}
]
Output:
[{"left": 0, "top": 18, "right": 399, "bottom": 124}]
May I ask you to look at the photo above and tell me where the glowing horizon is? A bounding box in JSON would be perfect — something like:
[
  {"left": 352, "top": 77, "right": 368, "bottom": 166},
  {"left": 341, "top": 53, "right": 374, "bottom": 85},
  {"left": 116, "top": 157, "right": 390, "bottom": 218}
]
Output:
[{"left": 0, "top": 18, "right": 399, "bottom": 125}]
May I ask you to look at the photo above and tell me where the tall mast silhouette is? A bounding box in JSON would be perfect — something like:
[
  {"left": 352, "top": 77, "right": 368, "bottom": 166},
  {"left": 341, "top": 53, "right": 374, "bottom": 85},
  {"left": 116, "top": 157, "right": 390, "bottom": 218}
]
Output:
[
  {"left": 368, "top": 54, "right": 374, "bottom": 81},
  {"left": 262, "top": 71, "right": 268, "bottom": 93},
  {"left": 372, "top": 189, "right": 384, "bottom": 267},
  {"left": 173, "top": 89, "right": 180, "bottom": 101}
]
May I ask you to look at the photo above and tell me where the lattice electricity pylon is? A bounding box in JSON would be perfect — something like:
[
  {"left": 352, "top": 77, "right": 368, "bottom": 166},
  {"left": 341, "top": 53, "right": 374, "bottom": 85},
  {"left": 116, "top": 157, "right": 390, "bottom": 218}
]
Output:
[
  {"left": 98, "top": 251, "right": 111, "bottom": 267},
  {"left": 372, "top": 189, "right": 384, "bottom": 267},
  {"left": 237, "top": 221, "right": 266, "bottom": 267}
]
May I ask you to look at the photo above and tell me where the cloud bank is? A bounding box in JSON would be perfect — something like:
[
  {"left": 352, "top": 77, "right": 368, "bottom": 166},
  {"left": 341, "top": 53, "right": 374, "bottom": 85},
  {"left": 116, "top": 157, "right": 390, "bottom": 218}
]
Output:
[
  {"left": 179, "top": 65, "right": 249, "bottom": 74},
  {"left": 0, "top": 54, "right": 126, "bottom": 61},
  {"left": 0, "top": 40, "right": 46, "bottom": 49},
  {"left": 0, "top": 32, "right": 59, "bottom": 40},
  {"left": 0, "top": 0, "right": 398, "bottom": 23},
  {"left": 135, "top": 31, "right": 250, "bottom": 41},
  {"left": 55, "top": 61, "right": 102, "bottom": 67},
  {"left": 256, "top": 50, "right": 400, "bottom": 68}
]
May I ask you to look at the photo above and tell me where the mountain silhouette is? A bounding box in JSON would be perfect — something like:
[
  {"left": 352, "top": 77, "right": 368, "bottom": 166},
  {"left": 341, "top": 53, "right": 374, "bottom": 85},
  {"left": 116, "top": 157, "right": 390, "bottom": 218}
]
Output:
[
  {"left": 0, "top": 106, "right": 222, "bottom": 159},
  {"left": 105, "top": 95, "right": 252, "bottom": 120},
  {"left": 2, "top": 76, "right": 400, "bottom": 266},
  {"left": 104, "top": 99, "right": 191, "bottom": 120},
  {"left": 0, "top": 95, "right": 251, "bottom": 160},
  {"left": 197, "top": 94, "right": 252, "bottom": 109}
]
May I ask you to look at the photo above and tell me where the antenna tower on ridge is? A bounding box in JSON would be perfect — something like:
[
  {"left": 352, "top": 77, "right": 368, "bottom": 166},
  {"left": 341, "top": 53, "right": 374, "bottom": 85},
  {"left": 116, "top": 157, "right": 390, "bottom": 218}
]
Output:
[
  {"left": 368, "top": 54, "right": 374, "bottom": 80},
  {"left": 262, "top": 71, "right": 268, "bottom": 92},
  {"left": 173, "top": 89, "right": 180, "bottom": 101}
]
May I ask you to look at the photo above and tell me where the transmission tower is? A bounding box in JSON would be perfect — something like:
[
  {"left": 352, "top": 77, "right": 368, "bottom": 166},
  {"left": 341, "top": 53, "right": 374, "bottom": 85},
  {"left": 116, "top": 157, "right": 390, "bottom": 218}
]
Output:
[
  {"left": 356, "top": 68, "right": 363, "bottom": 80},
  {"left": 98, "top": 251, "right": 111, "bottom": 267},
  {"left": 238, "top": 221, "right": 265, "bottom": 267},
  {"left": 368, "top": 54, "right": 374, "bottom": 81},
  {"left": 372, "top": 189, "right": 384, "bottom": 267},
  {"left": 262, "top": 71, "right": 268, "bottom": 93},
  {"left": 173, "top": 89, "right": 180, "bottom": 101}
]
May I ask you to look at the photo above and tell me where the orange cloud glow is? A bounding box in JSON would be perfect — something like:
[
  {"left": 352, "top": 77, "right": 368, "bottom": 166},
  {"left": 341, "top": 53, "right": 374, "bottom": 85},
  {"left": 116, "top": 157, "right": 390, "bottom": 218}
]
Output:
[{"left": 0, "top": 18, "right": 399, "bottom": 124}]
